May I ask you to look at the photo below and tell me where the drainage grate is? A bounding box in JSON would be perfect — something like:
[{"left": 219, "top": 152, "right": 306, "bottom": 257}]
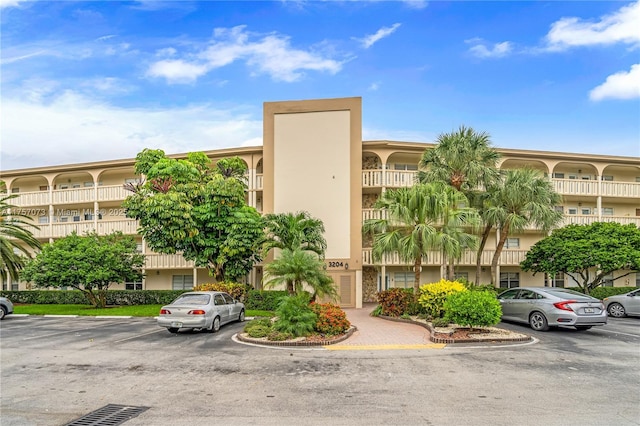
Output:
[{"left": 64, "top": 404, "right": 150, "bottom": 426}]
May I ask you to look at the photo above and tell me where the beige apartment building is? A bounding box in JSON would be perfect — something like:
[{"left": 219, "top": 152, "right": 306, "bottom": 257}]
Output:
[{"left": 2, "top": 97, "right": 639, "bottom": 308}]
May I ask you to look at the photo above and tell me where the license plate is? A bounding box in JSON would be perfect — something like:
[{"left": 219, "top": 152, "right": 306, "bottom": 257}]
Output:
[
  {"left": 171, "top": 322, "right": 183, "bottom": 328},
  {"left": 584, "top": 308, "right": 595, "bottom": 313}
]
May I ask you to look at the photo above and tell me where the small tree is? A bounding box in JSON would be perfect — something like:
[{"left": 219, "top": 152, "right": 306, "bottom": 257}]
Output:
[
  {"left": 21, "top": 232, "right": 144, "bottom": 308},
  {"left": 123, "top": 149, "right": 264, "bottom": 282},
  {"left": 521, "top": 222, "right": 640, "bottom": 294}
]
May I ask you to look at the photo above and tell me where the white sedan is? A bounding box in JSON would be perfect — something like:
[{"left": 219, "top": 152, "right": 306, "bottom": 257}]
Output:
[
  {"left": 604, "top": 289, "right": 640, "bottom": 318},
  {"left": 157, "top": 291, "right": 245, "bottom": 333}
]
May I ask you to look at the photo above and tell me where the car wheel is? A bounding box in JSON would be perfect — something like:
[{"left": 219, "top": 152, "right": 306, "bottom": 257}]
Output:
[
  {"left": 238, "top": 309, "right": 245, "bottom": 322},
  {"left": 608, "top": 303, "right": 626, "bottom": 318},
  {"left": 0, "top": 306, "right": 6, "bottom": 320},
  {"left": 212, "top": 316, "right": 221, "bottom": 333},
  {"left": 529, "top": 311, "right": 549, "bottom": 331},
  {"left": 167, "top": 327, "right": 179, "bottom": 333},
  {"left": 575, "top": 325, "right": 592, "bottom": 331}
]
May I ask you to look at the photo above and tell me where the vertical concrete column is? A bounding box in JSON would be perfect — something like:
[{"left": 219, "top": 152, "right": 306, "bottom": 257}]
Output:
[{"left": 356, "top": 270, "right": 363, "bottom": 309}]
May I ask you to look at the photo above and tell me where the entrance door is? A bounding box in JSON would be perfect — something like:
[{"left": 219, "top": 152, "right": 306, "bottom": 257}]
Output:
[{"left": 377, "top": 273, "right": 390, "bottom": 292}]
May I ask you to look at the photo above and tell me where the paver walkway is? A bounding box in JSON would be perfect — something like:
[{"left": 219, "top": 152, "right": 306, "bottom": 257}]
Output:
[{"left": 329, "top": 304, "right": 445, "bottom": 350}]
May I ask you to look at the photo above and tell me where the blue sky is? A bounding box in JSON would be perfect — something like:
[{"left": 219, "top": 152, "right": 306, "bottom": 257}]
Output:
[{"left": 1, "top": 1, "right": 639, "bottom": 170}]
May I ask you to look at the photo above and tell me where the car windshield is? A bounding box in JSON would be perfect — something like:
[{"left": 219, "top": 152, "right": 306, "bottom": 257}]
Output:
[
  {"left": 171, "top": 294, "right": 210, "bottom": 305},
  {"left": 544, "top": 289, "right": 596, "bottom": 301}
]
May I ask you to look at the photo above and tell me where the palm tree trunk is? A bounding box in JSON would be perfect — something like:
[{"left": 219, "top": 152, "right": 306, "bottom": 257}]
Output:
[
  {"left": 475, "top": 225, "right": 492, "bottom": 285},
  {"left": 413, "top": 255, "right": 422, "bottom": 294},
  {"left": 490, "top": 225, "right": 510, "bottom": 286}
]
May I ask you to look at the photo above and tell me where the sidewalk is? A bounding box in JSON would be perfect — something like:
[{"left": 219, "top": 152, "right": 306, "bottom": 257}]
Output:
[{"left": 336, "top": 303, "right": 434, "bottom": 348}]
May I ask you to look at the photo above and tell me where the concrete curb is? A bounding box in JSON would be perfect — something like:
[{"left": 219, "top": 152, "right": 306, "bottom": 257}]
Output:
[{"left": 236, "top": 326, "right": 357, "bottom": 347}]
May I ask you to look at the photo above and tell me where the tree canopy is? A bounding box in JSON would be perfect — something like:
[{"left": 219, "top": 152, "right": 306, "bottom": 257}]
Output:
[
  {"left": 520, "top": 222, "right": 640, "bottom": 294},
  {"left": 21, "top": 232, "right": 144, "bottom": 307},
  {"left": 1, "top": 194, "right": 42, "bottom": 284},
  {"left": 122, "top": 149, "right": 264, "bottom": 282}
]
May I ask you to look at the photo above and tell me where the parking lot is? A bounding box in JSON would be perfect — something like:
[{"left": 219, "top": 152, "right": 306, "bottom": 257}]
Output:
[{"left": 1, "top": 315, "right": 639, "bottom": 425}]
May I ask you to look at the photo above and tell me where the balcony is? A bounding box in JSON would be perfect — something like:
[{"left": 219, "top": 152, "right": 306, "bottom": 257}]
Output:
[
  {"left": 32, "top": 219, "right": 139, "bottom": 239},
  {"left": 145, "top": 254, "right": 195, "bottom": 269},
  {"left": 362, "top": 249, "right": 527, "bottom": 266},
  {"left": 8, "top": 184, "right": 129, "bottom": 207}
]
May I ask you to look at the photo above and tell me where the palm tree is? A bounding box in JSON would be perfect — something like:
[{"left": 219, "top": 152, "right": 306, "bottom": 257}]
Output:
[
  {"left": 363, "top": 182, "right": 479, "bottom": 293},
  {"left": 263, "top": 211, "right": 327, "bottom": 258},
  {"left": 418, "top": 125, "right": 501, "bottom": 192},
  {"left": 0, "top": 194, "right": 41, "bottom": 284},
  {"left": 263, "top": 248, "right": 336, "bottom": 301},
  {"left": 485, "top": 168, "right": 563, "bottom": 286}
]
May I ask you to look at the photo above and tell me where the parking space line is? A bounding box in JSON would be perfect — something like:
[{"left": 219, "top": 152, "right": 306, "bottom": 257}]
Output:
[
  {"left": 111, "top": 328, "right": 165, "bottom": 343},
  {"left": 596, "top": 329, "right": 640, "bottom": 339},
  {"left": 20, "top": 321, "right": 124, "bottom": 340}
]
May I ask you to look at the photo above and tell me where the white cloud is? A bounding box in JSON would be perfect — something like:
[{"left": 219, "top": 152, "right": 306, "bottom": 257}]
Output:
[
  {"left": 467, "top": 40, "right": 512, "bottom": 58},
  {"left": 400, "top": 0, "right": 428, "bottom": 10},
  {"left": 356, "top": 23, "right": 402, "bottom": 49},
  {"left": 545, "top": 1, "right": 640, "bottom": 50},
  {"left": 589, "top": 63, "right": 640, "bottom": 101},
  {"left": 146, "top": 25, "right": 344, "bottom": 84},
  {"left": 368, "top": 82, "right": 380, "bottom": 91},
  {"left": 0, "top": 0, "right": 28, "bottom": 9},
  {"left": 146, "top": 59, "right": 209, "bottom": 84},
  {"left": 0, "top": 92, "right": 262, "bottom": 170}
]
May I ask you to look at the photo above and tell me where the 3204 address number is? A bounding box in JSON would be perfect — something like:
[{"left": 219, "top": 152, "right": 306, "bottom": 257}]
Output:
[{"left": 328, "top": 261, "right": 344, "bottom": 268}]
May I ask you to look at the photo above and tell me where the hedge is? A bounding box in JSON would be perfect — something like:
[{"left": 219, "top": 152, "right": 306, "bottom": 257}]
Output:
[
  {"left": 567, "top": 286, "right": 637, "bottom": 300},
  {"left": 244, "top": 290, "right": 288, "bottom": 311},
  {"left": 0, "top": 290, "right": 189, "bottom": 305}
]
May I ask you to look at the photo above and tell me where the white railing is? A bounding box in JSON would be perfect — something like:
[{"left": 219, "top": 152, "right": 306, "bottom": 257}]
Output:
[
  {"left": 386, "top": 171, "right": 418, "bottom": 187},
  {"left": 49, "top": 222, "right": 96, "bottom": 238},
  {"left": 6, "top": 191, "right": 50, "bottom": 207},
  {"left": 552, "top": 178, "right": 598, "bottom": 196},
  {"left": 362, "top": 209, "right": 387, "bottom": 221},
  {"left": 52, "top": 187, "right": 95, "bottom": 204},
  {"left": 601, "top": 181, "right": 640, "bottom": 198},
  {"left": 144, "top": 254, "right": 195, "bottom": 269},
  {"left": 362, "top": 249, "right": 527, "bottom": 266},
  {"left": 97, "top": 185, "right": 128, "bottom": 202},
  {"left": 362, "top": 170, "right": 383, "bottom": 187},
  {"left": 561, "top": 215, "right": 640, "bottom": 227},
  {"left": 254, "top": 174, "right": 263, "bottom": 190},
  {"left": 97, "top": 219, "right": 139, "bottom": 235}
]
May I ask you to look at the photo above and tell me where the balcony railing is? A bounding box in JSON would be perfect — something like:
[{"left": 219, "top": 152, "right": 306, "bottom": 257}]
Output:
[
  {"left": 31, "top": 219, "right": 139, "bottom": 239},
  {"left": 145, "top": 254, "right": 195, "bottom": 269},
  {"left": 97, "top": 185, "right": 128, "bottom": 202},
  {"left": 360, "top": 170, "right": 640, "bottom": 199},
  {"left": 362, "top": 249, "right": 527, "bottom": 266}
]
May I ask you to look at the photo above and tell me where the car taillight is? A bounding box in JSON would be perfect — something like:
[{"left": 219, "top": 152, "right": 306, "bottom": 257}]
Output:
[
  {"left": 553, "top": 300, "right": 576, "bottom": 311},
  {"left": 160, "top": 309, "right": 171, "bottom": 315},
  {"left": 188, "top": 310, "right": 206, "bottom": 315}
]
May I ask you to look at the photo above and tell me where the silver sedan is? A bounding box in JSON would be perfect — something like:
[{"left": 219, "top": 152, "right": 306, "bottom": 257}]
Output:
[
  {"left": 497, "top": 287, "right": 607, "bottom": 331},
  {"left": 157, "top": 291, "right": 245, "bottom": 333},
  {"left": 604, "top": 289, "right": 640, "bottom": 318}
]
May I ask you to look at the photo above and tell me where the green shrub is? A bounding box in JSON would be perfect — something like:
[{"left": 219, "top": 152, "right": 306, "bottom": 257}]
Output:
[
  {"left": 244, "top": 290, "right": 289, "bottom": 311},
  {"left": 243, "top": 317, "right": 273, "bottom": 333},
  {"left": 370, "top": 304, "right": 383, "bottom": 317},
  {"left": 267, "top": 331, "right": 294, "bottom": 341},
  {"left": 376, "top": 288, "right": 412, "bottom": 317},
  {"left": 245, "top": 325, "right": 271, "bottom": 338},
  {"left": 418, "top": 279, "right": 467, "bottom": 319},
  {"left": 273, "top": 294, "right": 317, "bottom": 337},
  {"left": 465, "top": 283, "right": 500, "bottom": 294},
  {"left": 193, "top": 282, "right": 251, "bottom": 301},
  {"left": 431, "top": 317, "right": 450, "bottom": 327},
  {"left": 310, "top": 302, "right": 351, "bottom": 335},
  {"left": 443, "top": 290, "right": 502, "bottom": 328}
]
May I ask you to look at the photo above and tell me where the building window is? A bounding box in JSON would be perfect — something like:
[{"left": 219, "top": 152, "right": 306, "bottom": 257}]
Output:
[
  {"left": 554, "top": 206, "right": 564, "bottom": 213},
  {"left": 567, "top": 208, "right": 577, "bottom": 215},
  {"left": 602, "top": 175, "right": 613, "bottom": 181},
  {"left": 73, "top": 216, "right": 80, "bottom": 222},
  {"left": 59, "top": 216, "right": 69, "bottom": 223},
  {"left": 602, "top": 207, "right": 614, "bottom": 216},
  {"left": 581, "top": 208, "right": 591, "bottom": 215},
  {"left": 552, "top": 173, "right": 564, "bottom": 179},
  {"left": 393, "top": 164, "right": 418, "bottom": 171},
  {"left": 136, "top": 243, "right": 143, "bottom": 253},
  {"left": 11, "top": 188, "right": 20, "bottom": 193},
  {"left": 125, "top": 282, "right": 142, "bottom": 290},
  {"left": 504, "top": 238, "right": 520, "bottom": 249},
  {"left": 393, "top": 272, "right": 415, "bottom": 289},
  {"left": 172, "top": 275, "right": 194, "bottom": 290},
  {"left": 636, "top": 274, "right": 640, "bottom": 288},
  {"left": 38, "top": 216, "right": 49, "bottom": 224},
  {"left": 84, "top": 213, "right": 93, "bottom": 221},
  {"left": 84, "top": 182, "right": 94, "bottom": 187},
  {"left": 550, "top": 272, "right": 565, "bottom": 288},
  {"left": 39, "top": 185, "right": 49, "bottom": 191},
  {"left": 499, "top": 272, "right": 519, "bottom": 289},
  {"left": 454, "top": 272, "right": 468, "bottom": 282},
  {"left": 601, "top": 274, "right": 614, "bottom": 287}
]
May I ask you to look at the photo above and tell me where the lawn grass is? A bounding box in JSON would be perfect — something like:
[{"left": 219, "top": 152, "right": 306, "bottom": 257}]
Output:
[{"left": 13, "top": 304, "right": 272, "bottom": 318}]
